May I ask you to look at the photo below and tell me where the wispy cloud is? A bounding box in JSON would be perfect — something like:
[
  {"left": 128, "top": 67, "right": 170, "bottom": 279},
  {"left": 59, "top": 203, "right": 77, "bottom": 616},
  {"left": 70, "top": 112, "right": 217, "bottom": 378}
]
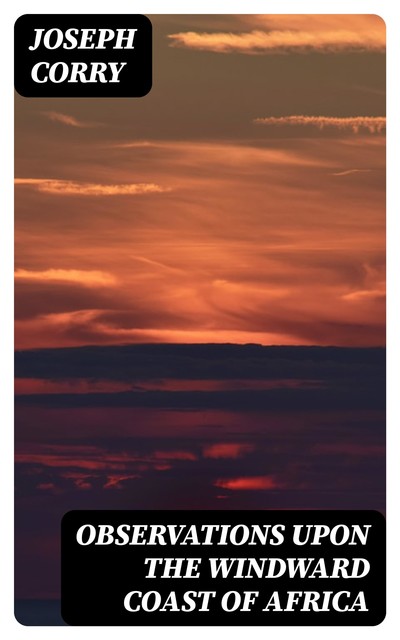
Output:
[
  {"left": 103, "top": 474, "right": 140, "bottom": 489},
  {"left": 254, "top": 116, "right": 386, "bottom": 133},
  {"left": 16, "top": 450, "right": 125, "bottom": 471},
  {"left": 15, "top": 443, "right": 198, "bottom": 490},
  {"left": 15, "top": 268, "right": 116, "bottom": 287},
  {"left": 14, "top": 134, "right": 385, "bottom": 350},
  {"left": 112, "top": 140, "right": 156, "bottom": 149},
  {"left": 42, "top": 111, "right": 100, "bottom": 128},
  {"left": 341, "top": 289, "right": 385, "bottom": 302},
  {"left": 331, "top": 169, "right": 373, "bottom": 177},
  {"left": 14, "top": 178, "right": 171, "bottom": 196},
  {"left": 168, "top": 27, "right": 384, "bottom": 55}
]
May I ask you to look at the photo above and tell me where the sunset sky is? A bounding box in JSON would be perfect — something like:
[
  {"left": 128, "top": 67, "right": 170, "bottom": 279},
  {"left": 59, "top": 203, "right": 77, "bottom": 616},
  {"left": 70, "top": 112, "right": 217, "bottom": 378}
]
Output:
[{"left": 14, "top": 15, "right": 385, "bottom": 621}]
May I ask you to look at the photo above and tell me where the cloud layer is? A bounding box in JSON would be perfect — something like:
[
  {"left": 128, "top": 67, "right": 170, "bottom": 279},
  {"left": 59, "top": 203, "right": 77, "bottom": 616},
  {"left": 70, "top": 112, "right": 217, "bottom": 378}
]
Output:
[{"left": 14, "top": 137, "right": 385, "bottom": 349}]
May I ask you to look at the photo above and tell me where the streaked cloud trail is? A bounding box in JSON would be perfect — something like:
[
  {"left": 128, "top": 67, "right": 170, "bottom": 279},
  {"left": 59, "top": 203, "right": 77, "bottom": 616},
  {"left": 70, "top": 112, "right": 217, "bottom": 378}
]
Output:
[
  {"left": 15, "top": 268, "right": 116, "bottom": 287},
  {"left": 254, "top": 116, "right": 386, "bottom": 133},
  {"left": 14, "top": 178, "right": 171, "bottom": 196},
  {"left": 331, "top": 169, "right": 373, "bottom": 176},
  {"left": 168, "top": 27, "right": 384, "bottom": 55}
]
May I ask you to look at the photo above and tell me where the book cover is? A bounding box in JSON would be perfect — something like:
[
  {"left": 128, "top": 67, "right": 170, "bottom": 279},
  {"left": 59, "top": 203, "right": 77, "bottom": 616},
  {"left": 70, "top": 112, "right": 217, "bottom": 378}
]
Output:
[{"left": 13, "top": 12, "right": 386, "bottom": 627}]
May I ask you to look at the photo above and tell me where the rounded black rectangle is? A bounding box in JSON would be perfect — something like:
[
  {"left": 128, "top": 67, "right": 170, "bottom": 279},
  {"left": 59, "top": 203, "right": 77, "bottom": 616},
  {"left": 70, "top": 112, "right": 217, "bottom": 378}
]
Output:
[
  {"left": 61, "top": 510, "right": 385, "bottom": 626},
  {"left": 14, "top": 14, "right": 152, "bottom": 98}
]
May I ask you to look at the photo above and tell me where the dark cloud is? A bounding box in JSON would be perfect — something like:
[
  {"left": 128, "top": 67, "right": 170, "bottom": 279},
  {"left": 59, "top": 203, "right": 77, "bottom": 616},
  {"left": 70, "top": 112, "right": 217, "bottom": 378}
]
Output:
[
  {"left": 14, "top": 385, "right": 384, "bottom": 412},
  {"left": 14, "top": 282, "right": 196, "bottom": 328},
  {"left": 15, "top": 281, "right": 116, "bottom": 320},
  {"left": 15, "top": 404, "right": 385, "bottom": 607},
  {"left": 15, "top": 426, "right": 385, "bottom": 604},
  {"left": 15, "top": 343, "right": 385, "bottom": 382}
]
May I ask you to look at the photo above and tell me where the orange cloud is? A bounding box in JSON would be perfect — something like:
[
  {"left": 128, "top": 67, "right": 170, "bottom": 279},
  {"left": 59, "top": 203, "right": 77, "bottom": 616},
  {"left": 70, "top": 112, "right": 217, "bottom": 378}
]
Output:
[
  {"left": 341, "top": 263, "right": 385, "bottom": 302},
  {"left": 168, "top": 23, "right": 384, "bottom": 54},
  {"left": 203, "top": 443, "right": 254, "bottom": 459},
  {"left": 14, "top": 311, "right": 306, "bottom": 349},
  {"left": 14, "top": 178, "right": 171, "bottom": 196},
  {"left": 214, "top": 476, "right": 281, "bottom": 490},
  {"left": 254, "top": 116, "right": 386, "bottom": 133},
  {"left": 15, "top": 268, "right": 116, "bottom": 287},
  {"left": 342, "top": 289, "right": 385, "bottom": 302}
]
